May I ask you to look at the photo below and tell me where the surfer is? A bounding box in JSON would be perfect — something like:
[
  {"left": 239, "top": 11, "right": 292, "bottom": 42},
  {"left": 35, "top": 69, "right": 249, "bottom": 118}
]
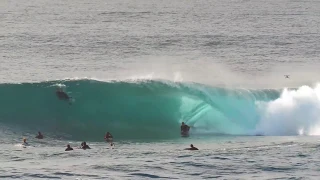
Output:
[
  {"left": 181, "top": 122, "right": 190, "bottom": 136},
  {"left": 65, "top": 144, "right": 73, "bottom": 151},
  {"left": 56, "top": 88, "right": 71, "bottom": 101},
  {"left": 104, "top": 132, "right": 113, "bottom": 142},
  {"left": 81, "top": 142, "right": 91, "bottom": 150},
  {"left": 35, "top": 131, "right": 44, "bottom": 139},
  {"left": 185, "top": 144, "right": 198, "bottom": 151},
  {"left": 22, "top": 138, "right": 29, "bottom": 146}
]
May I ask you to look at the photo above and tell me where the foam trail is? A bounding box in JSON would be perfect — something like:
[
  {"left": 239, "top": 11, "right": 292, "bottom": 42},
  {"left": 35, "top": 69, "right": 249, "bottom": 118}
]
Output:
[{"left": 256, "top": 84, "right": 320, "bottom": 136}]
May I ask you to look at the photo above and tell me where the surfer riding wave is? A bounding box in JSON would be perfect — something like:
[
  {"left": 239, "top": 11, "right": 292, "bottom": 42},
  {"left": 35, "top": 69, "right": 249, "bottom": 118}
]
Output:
[
  {"left": 181, "top": 122, "right": 190, "bottom": 137},
  {"left": 56, "top": 87, "right": 72, "bottom": 104}
]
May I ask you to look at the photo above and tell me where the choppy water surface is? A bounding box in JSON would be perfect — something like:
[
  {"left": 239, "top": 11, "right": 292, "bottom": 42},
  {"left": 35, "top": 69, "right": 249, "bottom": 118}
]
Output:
[{"left": 1, "top": 136, "right": 320, "bottom": 179}]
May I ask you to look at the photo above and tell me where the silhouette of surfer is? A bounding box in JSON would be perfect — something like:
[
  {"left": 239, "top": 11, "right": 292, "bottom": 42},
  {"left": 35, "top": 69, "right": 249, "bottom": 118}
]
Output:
[
  {"left": 65, "top": 144, "right": 73, "bottom": 151},
  {"left": 104, "top": 132, "right": 113, "bottom": 142},
  {"left": 35, "top": 131, "right": 44, "bottom": 139},
  {"left": 56, "top": 87, "right": 72, "bottom": 104},
  {"left": 185, "top": 144, "right": 198, "bottom": 150},
  {"left": 81, "top": 142, "right": 91, "bottom": 150},
  {"left": 181, "top": 122, "right": 190, "bottom": 136}
]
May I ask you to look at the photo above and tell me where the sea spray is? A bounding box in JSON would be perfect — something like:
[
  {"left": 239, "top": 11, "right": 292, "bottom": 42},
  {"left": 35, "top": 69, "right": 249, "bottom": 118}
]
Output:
[{"left": 256, "top": 84, "right": 320, "bottom": 136}]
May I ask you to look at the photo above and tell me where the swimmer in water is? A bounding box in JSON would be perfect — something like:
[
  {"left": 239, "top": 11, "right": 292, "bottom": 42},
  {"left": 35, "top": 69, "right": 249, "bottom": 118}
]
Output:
[
  {"left": 65, "top": 144, "right": 73, "bottom": 151},
  {"left": 35, "top": 131, "right": 44, "bottom": 139},
  {"left": 185, "top": 144, "right": 198, "bottom": 151},
  {"left": 81, "top": 142, "right": 91, "bottom": 150}
]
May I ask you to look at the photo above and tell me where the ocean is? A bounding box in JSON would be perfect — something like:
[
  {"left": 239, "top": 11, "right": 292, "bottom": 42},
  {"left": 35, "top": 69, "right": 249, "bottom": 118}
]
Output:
[{"left": 1, "top": 0, "right": 320, "bottom": 179}]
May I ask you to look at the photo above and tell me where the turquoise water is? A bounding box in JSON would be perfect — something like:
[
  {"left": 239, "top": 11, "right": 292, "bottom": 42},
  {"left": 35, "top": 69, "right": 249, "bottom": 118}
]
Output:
[{"left": 0, "top": 79, "right": 281, "bottom": 140}]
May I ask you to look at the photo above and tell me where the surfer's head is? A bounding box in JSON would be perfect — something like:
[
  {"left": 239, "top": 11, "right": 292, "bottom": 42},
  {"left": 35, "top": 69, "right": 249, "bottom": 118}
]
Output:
[
  {"left": 182, "top": 122, "right": 185, "bottom": 125},
  {"left": 67, "top": 144, "right": 71, "bottom": 148},
  {"left": 23, "top": 138, "right": 26, "bottom": 143},
  {"left": 190, "top": 144, "right": 194, "bottom": 148}
]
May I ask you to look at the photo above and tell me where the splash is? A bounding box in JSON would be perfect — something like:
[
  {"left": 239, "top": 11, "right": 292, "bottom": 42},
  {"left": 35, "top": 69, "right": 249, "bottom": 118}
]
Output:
[{"left": 256, "top": 84, "right": 320, "bottom": 136}]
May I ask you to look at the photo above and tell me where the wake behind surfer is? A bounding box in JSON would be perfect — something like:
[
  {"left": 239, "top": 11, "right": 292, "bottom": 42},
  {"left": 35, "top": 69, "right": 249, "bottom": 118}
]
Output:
[{"left": 181, "top": 122, "right": 190, "bottom": 136}]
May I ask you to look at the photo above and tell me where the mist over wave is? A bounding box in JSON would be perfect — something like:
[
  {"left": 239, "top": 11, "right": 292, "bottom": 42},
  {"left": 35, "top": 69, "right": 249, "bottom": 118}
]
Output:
[{"left": 0, "top": 78, "right": 319, "bottom": 140}]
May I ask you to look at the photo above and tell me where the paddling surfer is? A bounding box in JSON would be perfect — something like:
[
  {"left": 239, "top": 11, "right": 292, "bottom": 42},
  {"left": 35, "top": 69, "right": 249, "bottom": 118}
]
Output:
[{"left": 185, "top": 144, "right": 198, "bottom": 150}]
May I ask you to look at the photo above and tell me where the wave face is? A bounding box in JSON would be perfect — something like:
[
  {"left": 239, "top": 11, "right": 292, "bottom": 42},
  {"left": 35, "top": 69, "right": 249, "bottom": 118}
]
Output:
[{"left": 0, "top": 79, "right": 320, "bottom": 140}]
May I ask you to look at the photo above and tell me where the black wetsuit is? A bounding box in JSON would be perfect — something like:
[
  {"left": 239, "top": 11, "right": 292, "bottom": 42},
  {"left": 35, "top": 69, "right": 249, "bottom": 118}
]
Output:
[
  {"left": 56, "top": 91, "right": 70, "bottom": 100},
  {"left": 82, "top": 145, "right": 91, "bottom": 150},
  {"left": 65, "top": 147, "right": 73, "bottom": 151},
  {"left": 185, "top": 147, "right": 198, "bottom": 150},
  {"left": 36, "top": 134, "right": 43, "bottom": 139}
]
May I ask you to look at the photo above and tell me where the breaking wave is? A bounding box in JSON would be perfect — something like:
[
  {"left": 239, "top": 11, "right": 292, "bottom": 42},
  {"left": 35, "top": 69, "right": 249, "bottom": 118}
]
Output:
[{"left": 0, "top": 79, "right": 319, "bottom": 140}]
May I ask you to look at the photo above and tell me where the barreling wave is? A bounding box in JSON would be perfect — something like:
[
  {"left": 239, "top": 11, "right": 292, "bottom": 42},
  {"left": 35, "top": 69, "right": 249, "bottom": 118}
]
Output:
[{"left": 0, "top": 79, "right": 320, "bottom": 141}]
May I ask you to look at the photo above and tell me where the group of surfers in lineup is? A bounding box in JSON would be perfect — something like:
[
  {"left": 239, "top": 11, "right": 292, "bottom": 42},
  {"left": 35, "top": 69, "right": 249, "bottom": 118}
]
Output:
[
  {"left": 22, "top": 126, "right": 197, "bottom": 151},
  {"left": 21, "top": 124, "right": 198, "bottom": 151},
  {"left": 54, "top": 87, "right": 198, "bottom": 151},
  {"left": 65, "top": 132, "right": 114, "bottom": 151},
  {"left": 21, "top": 131, "right": 114, "bottom": 151}
]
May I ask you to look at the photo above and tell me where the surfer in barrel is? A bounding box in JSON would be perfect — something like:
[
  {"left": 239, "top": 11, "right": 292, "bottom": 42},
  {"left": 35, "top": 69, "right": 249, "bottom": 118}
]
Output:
[
  {"left": 181, "top": 122, "right": 190, "bottom": 137},
  {"left": 104, "top": 132, "right": 113, "bottom": 143}
]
